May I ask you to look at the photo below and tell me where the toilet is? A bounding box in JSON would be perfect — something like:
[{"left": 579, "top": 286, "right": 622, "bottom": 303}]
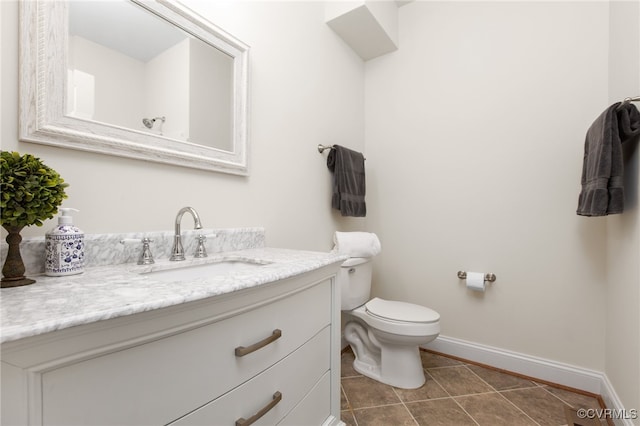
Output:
[{"left": 340, "top": 257, "right": 440, "bottom": 389}]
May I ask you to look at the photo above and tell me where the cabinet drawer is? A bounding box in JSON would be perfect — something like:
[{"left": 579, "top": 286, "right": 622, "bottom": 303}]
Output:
[
  {"left": 171, "top": 326, "right": 330, "bottom": 425},
  {"left": 42, "top": 280, "right": 331, "bottom": 426},
  {"left": 279, "top": 371, "right": 331, "bottom": 426}
]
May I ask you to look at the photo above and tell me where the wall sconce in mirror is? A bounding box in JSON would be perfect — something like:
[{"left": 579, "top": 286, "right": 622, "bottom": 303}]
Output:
[{"left": 20, "top": 0, "right": 250, "bottom": 175}]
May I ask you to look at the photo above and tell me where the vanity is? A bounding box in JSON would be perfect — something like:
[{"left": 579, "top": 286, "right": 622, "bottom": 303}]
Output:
[
  {"left": 1, "top": 230, "right": 346, "bottom": 425},
  {"left": 2, "top": 0, "right": 354, "bottom": 419},
  {"left": 7, "top": 0, "right": 345, "bottom": 422}
]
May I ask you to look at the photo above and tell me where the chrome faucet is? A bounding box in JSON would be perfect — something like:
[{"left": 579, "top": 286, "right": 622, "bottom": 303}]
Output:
[{"left": 170, "top": 207, "right": 203, "bottom": 261}]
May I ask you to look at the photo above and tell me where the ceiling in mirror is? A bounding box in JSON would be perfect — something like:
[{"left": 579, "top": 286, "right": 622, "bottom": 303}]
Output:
[
  {"left": 69, "top": 2, "right": 187, "bottom": 63},
  {"left": 20, "top": 0, "right": 249, "bottom": 175}
]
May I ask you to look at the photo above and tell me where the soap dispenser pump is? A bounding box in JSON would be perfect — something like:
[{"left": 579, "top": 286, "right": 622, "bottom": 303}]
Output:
[{"left": 45, "top": 208, "right": 85, "bottom": 276}]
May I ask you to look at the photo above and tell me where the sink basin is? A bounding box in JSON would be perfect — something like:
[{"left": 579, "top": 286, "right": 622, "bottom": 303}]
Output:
[{"left": 143, "top": 259, "right": 269, "bottom": 282}]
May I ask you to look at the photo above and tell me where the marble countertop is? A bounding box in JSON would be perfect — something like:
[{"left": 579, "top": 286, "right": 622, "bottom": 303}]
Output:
[{"left": 1, "top": 248, "right": 347, "bottom": 344}]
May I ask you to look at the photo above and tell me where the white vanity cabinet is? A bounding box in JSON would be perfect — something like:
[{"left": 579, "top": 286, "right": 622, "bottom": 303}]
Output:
[{"left": 1, "top": 263, "right": 343, "bottom": 426}]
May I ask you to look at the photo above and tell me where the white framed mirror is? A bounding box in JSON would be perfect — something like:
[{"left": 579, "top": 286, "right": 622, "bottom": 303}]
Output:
[{"left": 20, "top": 0, "right": 250, "bottom": 175}]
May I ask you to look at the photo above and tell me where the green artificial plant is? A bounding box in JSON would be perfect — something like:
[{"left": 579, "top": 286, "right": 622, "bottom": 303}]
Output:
[
  {"left": 1, "top": 151, "right": 69, "bottom": 287},
  {"left": 1, "top": 151, "right": 68, "bottom": 228}
]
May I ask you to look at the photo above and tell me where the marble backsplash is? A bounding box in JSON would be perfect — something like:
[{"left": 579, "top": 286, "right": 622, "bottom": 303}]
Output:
[{"left": 0, "top": 228, "right": 265, "bottom": 275}]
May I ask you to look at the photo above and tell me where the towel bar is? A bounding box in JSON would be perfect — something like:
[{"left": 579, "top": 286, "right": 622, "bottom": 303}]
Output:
[
  {"left": 457, "top": 271, "right": 496, "bottom": 282},
  {"left": 317, "top": 144, "right": 366, "bottom": 160},
  {"left": 317, "top": 144, "right": 333, "bottom": 154},
  {"left": 617, "top": 96, "right": 639, "bottom": 111}
]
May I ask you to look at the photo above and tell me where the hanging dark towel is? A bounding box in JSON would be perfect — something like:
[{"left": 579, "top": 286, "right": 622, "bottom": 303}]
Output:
[
  {"left": 577, "top": 103, "right": 640, "bottom": 216},
  {"left": 327, "top": 145, "right": 366, "bottom": 217}
]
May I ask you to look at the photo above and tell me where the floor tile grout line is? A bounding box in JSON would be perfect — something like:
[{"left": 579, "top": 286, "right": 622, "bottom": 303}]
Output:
[
  {"left": 422, "top": 367, "right": 455, "bottom": 399},
  {"left": 463, "top": 364, "right": 500, "bottom": 392},
  {"left": 341, "top": 369, "right": 425, "bottom": 421},
  {"left": 426, "top": 361, "right": 542, "bottom": 426},
  {"left": 424, "top": 363, "right": 467, "bottom": 370},
  {"left": 458, "top": 360, "right": 555, "bottom": 425},
  {"left": 535, "top": 385, "right": 612, "bottom": 426},
  {"left": 391, "top": 387, "right": 421, "bottom": 426},
  {"left": 496, "top": 384, "right": 552, "bottom": 392},
  {"left": 398, "top": 394, "right": 463, "bottom": 404},
  {"left": 343, "top": 350, "right": 601, "bottom": 426},
  {"left": 350, "top": 401, "right": 414, "bottom": 411},
  {"left": 340, "top": 383, "right": 359, "bottom": 426},
  {"left": 421, "top": 366, "right": 481, "bottom": 426},
  {"left": 424, "top": 349, "right": 590, "bottom": 393},
  {"left": 538, "top": 384, "right": 581, "bottom": 408},
  {"left": 426, "top": 365, "right": 499, "bottom": 399},
  {"left": 449, "top": 396, "right": 482, "bottom": 426},
  {"left": 501, "top": 384, "right": 608, "bottom": 424},
  {"left": 342, "top": 374, "right": 363, "bottom": 380},
  {"left": 458, "top": 364, "right": 545, "bottom": 394},
  {"left": 491, "top": 388, "right": 544, "bottom": 426},
  {"left": 462, "top": 364, "right": 540, "bottom": 395},
  {"left": 443, "top": 389, "right": 504, "bottom": 398}
]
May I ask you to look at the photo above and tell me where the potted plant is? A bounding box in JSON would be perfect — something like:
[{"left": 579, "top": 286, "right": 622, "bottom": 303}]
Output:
[{"left": 1, "top": 151, "right": 68, "bottom": 287}]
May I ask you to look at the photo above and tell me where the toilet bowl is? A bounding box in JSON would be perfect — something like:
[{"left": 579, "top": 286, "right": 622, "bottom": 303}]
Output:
[
  {"left": 340, "top": 257, "right": 441, "bottom": 389},
  {"left": 344, "top": 297, "right": 440, "bottom": 389}
]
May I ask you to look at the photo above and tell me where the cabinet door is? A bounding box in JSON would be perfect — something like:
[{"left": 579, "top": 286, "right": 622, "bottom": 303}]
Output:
[
  {"left": 41, "top": 281, "right": 331, "bottom": 426},
  {"left": 170, "top": 327, "right": 330, "bottom": 426}
]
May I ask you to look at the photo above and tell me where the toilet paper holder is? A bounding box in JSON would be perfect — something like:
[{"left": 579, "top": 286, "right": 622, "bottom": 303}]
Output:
[{"left": 457, "top": 271, "right": 496, "bottom": 282}]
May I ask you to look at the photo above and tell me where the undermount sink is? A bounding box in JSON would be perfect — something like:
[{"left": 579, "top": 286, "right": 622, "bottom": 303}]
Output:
[{"left": 143, "top": 259, "right": 270, "bottom": 282}]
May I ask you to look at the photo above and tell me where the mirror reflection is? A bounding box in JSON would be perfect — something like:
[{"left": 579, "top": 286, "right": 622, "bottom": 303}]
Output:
[
  {"left": 20, "top": 0, "right": 249, "bottom": 174},
  {"left": 67, "top": 0, "right": 234, "bottom": 151}
]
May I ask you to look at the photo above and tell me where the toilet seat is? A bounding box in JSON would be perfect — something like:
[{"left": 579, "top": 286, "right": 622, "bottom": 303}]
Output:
[
  {"left": 365, "top": 298, "right": 440, "bottom": 324},
  {"left": 349, "top": 298, "right": 440, "bottom": 337}
]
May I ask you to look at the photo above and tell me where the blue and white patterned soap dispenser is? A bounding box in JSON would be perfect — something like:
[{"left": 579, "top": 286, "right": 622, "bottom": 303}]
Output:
[{"left": 45, "top": 208, "right": 85, "bottom": 276}]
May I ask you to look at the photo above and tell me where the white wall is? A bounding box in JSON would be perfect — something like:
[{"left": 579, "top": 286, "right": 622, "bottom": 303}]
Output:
[
  {"left": 189, "top": 38, "right": 233, "bottom": 150},
  {"left": 365, "top": 1, "right": 609, "bottom": 372},
  {"left": 146, "top": 38, "right": 191, "bottom": 139},
  {"left": 69, "top": 35, "right": 145, "bottom": 130},
  {"left": 1, "top": 1, "right": 365, "bottom": 251},
  {"left": 606, "top": 1, "right": 640, "bottom": 418}
]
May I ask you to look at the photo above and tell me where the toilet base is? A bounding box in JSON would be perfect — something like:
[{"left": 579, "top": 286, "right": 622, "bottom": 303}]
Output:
[
  {"left": 344, "top": 321, "right": 428, "bottom": 389},
  {"left": 351, "top": 346, "right": 426, "bottom": 389}
]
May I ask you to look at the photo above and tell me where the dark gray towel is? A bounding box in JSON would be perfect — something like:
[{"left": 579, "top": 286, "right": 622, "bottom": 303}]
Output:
[
  {"left": 327, "top": 145, "right": 366, "bottom": 217},
  {"left": 577, "top": 103, "right": 640, "bottom": 216}
]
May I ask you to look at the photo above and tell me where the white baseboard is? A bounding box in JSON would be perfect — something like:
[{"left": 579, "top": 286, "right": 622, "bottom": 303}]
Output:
[
  {"left": 423, "top": 335, "right": 635, "bottom": 426},
  {"left": 599, "top": 374, "right": 637, "bottom": 426}
]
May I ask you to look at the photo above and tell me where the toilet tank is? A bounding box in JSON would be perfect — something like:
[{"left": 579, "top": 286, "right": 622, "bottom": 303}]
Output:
[{"left": 339, "top": 257, "right": 373, "bottom": 310}]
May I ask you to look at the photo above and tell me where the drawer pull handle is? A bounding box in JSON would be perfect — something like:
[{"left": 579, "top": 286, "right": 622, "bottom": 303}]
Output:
[
  {"left": 235, "top": 329, "right": 282, "bottom": 357},
  {"left": 235, "top": 391, "right": 282, "bottom": 426}
]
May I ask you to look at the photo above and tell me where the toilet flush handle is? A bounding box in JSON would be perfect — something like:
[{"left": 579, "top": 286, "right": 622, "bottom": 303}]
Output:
[{"left": 348, "top": 268, "right": 356, "bottom": 274}]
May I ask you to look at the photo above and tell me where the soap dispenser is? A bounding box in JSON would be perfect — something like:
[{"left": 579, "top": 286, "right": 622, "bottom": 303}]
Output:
[{"left": 45, "top": 208, "right": 85, "bottom": 276}]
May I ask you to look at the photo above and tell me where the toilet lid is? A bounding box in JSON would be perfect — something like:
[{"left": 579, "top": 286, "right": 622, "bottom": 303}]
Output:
[{"left": 365, "top": 298, "right": 440, "bottom": 323}]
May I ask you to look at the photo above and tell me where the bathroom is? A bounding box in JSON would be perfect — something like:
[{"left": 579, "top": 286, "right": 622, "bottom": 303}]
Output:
[{"left": 1, "top": 0, "right": 639, "bottom": 424}]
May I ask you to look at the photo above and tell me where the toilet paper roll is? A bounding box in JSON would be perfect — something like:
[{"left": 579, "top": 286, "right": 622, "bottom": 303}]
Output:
[{"left": 466, "top": 272, "right": 486, "bottom": 292}]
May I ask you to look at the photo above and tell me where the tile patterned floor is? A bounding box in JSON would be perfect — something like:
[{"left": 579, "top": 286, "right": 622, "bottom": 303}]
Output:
[{"left": 340, "top": 348, "right": 609, "bottom": 426}]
